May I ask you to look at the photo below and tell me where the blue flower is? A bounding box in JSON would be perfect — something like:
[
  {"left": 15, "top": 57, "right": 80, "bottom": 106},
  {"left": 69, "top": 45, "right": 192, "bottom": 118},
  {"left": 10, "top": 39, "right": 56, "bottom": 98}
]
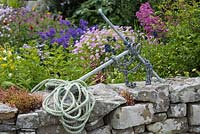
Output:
[
  {"left": 79, "top": 19, "right": 88, "bottom": 30},
  {"left": 46, "top": 28, "right": 56, "bottom": 38},
  {"left": 38, "top": 32, "right": 48, "bottom": 40},
  {"left": 60, "top": 19, "right": 71, "bottom": 26}
]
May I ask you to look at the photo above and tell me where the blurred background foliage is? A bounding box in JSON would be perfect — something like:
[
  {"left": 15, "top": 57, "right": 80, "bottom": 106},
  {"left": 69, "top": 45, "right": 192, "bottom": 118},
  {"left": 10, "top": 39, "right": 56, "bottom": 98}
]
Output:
[{"left": 37, "top": 0, "right": 163, "bottom": 26}]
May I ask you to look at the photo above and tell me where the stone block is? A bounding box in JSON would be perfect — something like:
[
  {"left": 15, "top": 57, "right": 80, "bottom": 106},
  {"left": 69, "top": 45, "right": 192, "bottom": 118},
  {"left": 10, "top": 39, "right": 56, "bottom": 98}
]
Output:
[
  {"left": 35, "top": 110, "right": 60, "bottom": 127},
  {"left": 111, "top": 83, "right": 170, "bottom": 112},
  {"left": 0, "top": 103, "right": 18, "bottom": 120},
  {"left": 152, "top": 113, "right": 167, "bottom": 122},
  {"left": 1, "top": 118, "right": 16, "bottom": 125},
  {"left": 85, "top": 118, "right": 104, "bottom": 131},
  {"left": 88, "top": 84, "right": 126, "bottom": 122},
  {"left": 167, "top": 103, "right": 187, "bottom": 117},
  {"left": 0, "top": 124, "right": 17, "bottom": 131},
  {"left": 147, "top": 118, "right": 188, "bottom": 133},
  {"left": 87, "top": 125, "right": 111, "bottom": 134},
  {"left": 189, "top": 126, "right": 200, "bottom": 133},
  {"left": 109, "top": 103, "right": 154, "bottom": 129},
  {"left": 16, "top": 113, "right": 39, "bottom": 129},
  {"left": 0, "top": 132, "right": 16, "bottom": 134},
  {"left": 168, "top": 77, "right": 200, "bottom": 103},
  {"left": 133, "top": 125, "right": 145, "bottom": 134},
  {"left": 189, "top": 103, "right": 200, "bottom": 125},
  {"left": 37, "top": 125, "right": 66, "bottom": 134},
  {"left": 112, "top": 127, "right": 135, "bottom": 134},
  {"left": 18, "top": 132, "right": 36, "bottom": 134}
]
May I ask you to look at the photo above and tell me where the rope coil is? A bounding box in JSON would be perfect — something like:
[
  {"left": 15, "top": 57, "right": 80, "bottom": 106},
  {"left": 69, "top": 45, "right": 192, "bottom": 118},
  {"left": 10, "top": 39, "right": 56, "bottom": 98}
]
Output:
[{"left": 31, "top": 79, "right": 96, "bottom": 134}]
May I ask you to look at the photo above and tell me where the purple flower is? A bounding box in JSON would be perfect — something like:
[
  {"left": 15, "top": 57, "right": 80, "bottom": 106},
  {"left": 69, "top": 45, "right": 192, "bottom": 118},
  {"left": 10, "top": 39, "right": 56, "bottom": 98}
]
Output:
[
  {"left": 38, "top": 19, "right": 91, "bottom": 48},
  {"left": 38, "top": 32, "right": 48, "bottom": 40},
  {"left": 79, "top": 19, "right": 88, "bottom": 30},
  {"left": 136, "top": 2, "right": 167, "bottom": 38},
  {"left": 46, "top": 28, "right": 56, "bottom": 38},
  {"left": 60, "top": 19, "right": 71, "bottom": 26}
]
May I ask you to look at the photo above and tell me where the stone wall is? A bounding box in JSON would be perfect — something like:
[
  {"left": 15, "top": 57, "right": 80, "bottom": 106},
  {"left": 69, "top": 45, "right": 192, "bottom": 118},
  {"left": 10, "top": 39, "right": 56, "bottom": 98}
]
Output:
[{"left": 0, "top": 77, "right": 200, "bottom": 134}]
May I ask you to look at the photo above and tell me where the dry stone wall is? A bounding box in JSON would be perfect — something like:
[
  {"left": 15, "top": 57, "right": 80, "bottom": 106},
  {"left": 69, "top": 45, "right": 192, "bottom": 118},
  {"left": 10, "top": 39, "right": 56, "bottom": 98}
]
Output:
[{"left": 0, "top": 77, "right": 200, "bottom": 134}]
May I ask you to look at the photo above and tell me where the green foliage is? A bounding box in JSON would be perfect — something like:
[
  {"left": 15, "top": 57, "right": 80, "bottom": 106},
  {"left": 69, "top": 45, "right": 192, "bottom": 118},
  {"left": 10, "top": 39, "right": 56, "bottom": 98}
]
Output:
[
  {"left": 0, "top": 41, "right": 49, "bottom": 89},
  {"left": 0, "top": 0, "right": 25, "bottom": 7},
  {"left": 37, "top": 0, "right": 163, "bottom": 26},
  {"left": 0, "top": 40, "right": 92, "bottom": 90},
  {"left": 140, "top": 0, "right": 200, "bottom": 78},
  {"left": 72, "top": 0, "right": 165, "bottom": 26},
  {"left": 38, "top": 0, "right": 87, "bottom": 18},
  {"left": 0, "top": 8, "right": 62, "bottom": 48},
  {"left": 42, "top": 43, "right": 91, "bottom": 81},
  {"left": 72, "top": 0, "right": 136, "bottom": 26}
]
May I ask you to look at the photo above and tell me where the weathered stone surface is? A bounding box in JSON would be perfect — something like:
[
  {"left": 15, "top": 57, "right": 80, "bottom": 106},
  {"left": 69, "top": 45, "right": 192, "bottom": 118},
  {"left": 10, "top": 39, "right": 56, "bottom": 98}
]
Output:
[
  {"left": 111, "top": 83, "right": 170, "bottom": 112},
  {"left": 152, "top": 113, "right": 167, "bottom": 122},
  {"left": 35, "top": 109, "right": 60, "bottom": 127},
  {"left": 0, "top": 124, "right": 17, "bottom": 131},
  {"left": 16, "top": 113, "right": 39, "bottom": 129},
  {"left": 19, "top": 131, "right": 36, "bottom": 134},
  {"left": 189, "top": 103, "right": 200, "bottom": 125},
  {"left": 167, "top": 103, "right": 187, "bottom": 117},
  {"left": 88, "top": 84, "right": 126, "bottom": 122},
  {"left": 0, "top": 103, "right": 18, "bottom": 120},
  {"left": 87, "top": 125, "right": 111, "bottom": 134},
  {"left": 85, "top": 118, "right": 104, "bottom": 131},
  {"left": 168, "top": 77, "right": 200, "bottom": 103},
  {"left": 189, "top": 126, "right": 200, "bottom": 133},
  {"left": 37, "top": 125, "right": 66, "bottom": 134},
  {"left": 133, "top": 125, "right": 145, "bottom": 134},
  {"left": 109, "top": 103, "right": 154, "bottom": 129},
  {"left": 1, "top": 118, "right": 16, "bottom": 125},
  {"left": 112, "top": 127, "right": 135, "bottom": 134},
  {"left": 0, "top": 132, "right": 16, "bottom": 134},
  {"left": 147, "top": 118, "right": 188, "bottom": 134}
]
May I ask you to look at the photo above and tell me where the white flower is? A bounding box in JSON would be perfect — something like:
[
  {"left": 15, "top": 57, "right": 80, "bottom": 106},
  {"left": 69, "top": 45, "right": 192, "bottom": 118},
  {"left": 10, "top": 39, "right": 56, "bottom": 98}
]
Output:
[
  {"left": 8, "top": 73, "right": 12, "bottom": 77},
  {"left": 3, "top": 57, "right": 7, "bottom": 61},
  {"left": 16, "top": 56, "right": 21, "bottom": 59}
]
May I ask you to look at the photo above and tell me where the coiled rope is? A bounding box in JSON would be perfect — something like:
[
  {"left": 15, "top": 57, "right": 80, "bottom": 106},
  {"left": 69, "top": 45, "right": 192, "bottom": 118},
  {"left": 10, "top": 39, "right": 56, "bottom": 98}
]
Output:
[{"left": 31, "top": 79, "right": 96, "bottom": 134}]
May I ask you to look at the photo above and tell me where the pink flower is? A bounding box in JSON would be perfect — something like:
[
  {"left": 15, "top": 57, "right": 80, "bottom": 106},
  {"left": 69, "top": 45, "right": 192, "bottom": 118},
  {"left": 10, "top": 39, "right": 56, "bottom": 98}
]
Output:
[{"left": 136, "top": 2, "right": 167, "bottom": 39}]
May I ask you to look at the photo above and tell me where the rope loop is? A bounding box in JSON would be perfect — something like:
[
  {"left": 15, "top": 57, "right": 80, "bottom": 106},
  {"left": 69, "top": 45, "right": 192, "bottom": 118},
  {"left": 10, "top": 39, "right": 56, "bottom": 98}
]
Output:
[{"left": 31, "top": 79, "right": 96, "bottom": 134}]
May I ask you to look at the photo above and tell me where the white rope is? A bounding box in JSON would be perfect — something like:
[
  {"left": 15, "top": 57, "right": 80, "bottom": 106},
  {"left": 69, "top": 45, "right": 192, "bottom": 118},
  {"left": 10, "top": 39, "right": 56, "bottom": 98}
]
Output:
[{"left": 31, "top": 79, "right": 95, "bottom": 134}]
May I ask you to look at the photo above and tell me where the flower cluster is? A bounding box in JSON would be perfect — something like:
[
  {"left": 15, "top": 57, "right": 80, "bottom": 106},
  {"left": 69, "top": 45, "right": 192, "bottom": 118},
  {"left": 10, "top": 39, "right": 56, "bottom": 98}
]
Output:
[
  {"left": 0, "top": 6, "right": 64, "bottom": 47},
  {"left": 0, "top": 5, "right": 13, "bottom": 20},
  {"left": 0, "top": 5, "right": 13, "bottom": 37},
  {"left": 38, "top": 19, "right": 89, "bottom": 48},
  {"left": 136, "top": 2, "right": 167, "bottom": 38},
  {"left": 73, "top": 26, "right": 136, "bottom": 64}
]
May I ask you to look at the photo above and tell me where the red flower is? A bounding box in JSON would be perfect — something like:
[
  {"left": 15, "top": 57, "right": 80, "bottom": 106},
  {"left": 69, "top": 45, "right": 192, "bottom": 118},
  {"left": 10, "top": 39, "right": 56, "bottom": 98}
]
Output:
[{"left": 29, "top": 25, "right": 33, "bottom": 30}]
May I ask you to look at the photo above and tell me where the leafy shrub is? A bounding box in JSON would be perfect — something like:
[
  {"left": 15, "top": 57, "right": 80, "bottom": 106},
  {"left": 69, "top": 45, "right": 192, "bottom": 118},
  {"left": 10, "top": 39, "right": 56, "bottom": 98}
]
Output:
[
  {"left": 0, "top": 0, "right": 25, "bottom": 8},
  {"left": 138, "top": 1, "right": 200, "bottom": 78},
  {"left": 0, "top": 42, "right": 49, "bottom": 89},
  {"left": 0, "top": 40, "right": 93, "bottom": 90},
  {"left": 71, "top": 0, "right": 164, "bottom": 26},
  {"left": 0, "top": 86, "right": 42, "bottom": 113},
  {"left": 0, "top": 7, "right": 63, "bottom": 47},
  {"left": 38, "top": 0, "right": 87, "bottom": 18},
  {"left": 41, "top": 43, "right": 92, "bottom": 81},
  {"left": 38, "top": 0, "right": 163, "bottom": 26}
]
